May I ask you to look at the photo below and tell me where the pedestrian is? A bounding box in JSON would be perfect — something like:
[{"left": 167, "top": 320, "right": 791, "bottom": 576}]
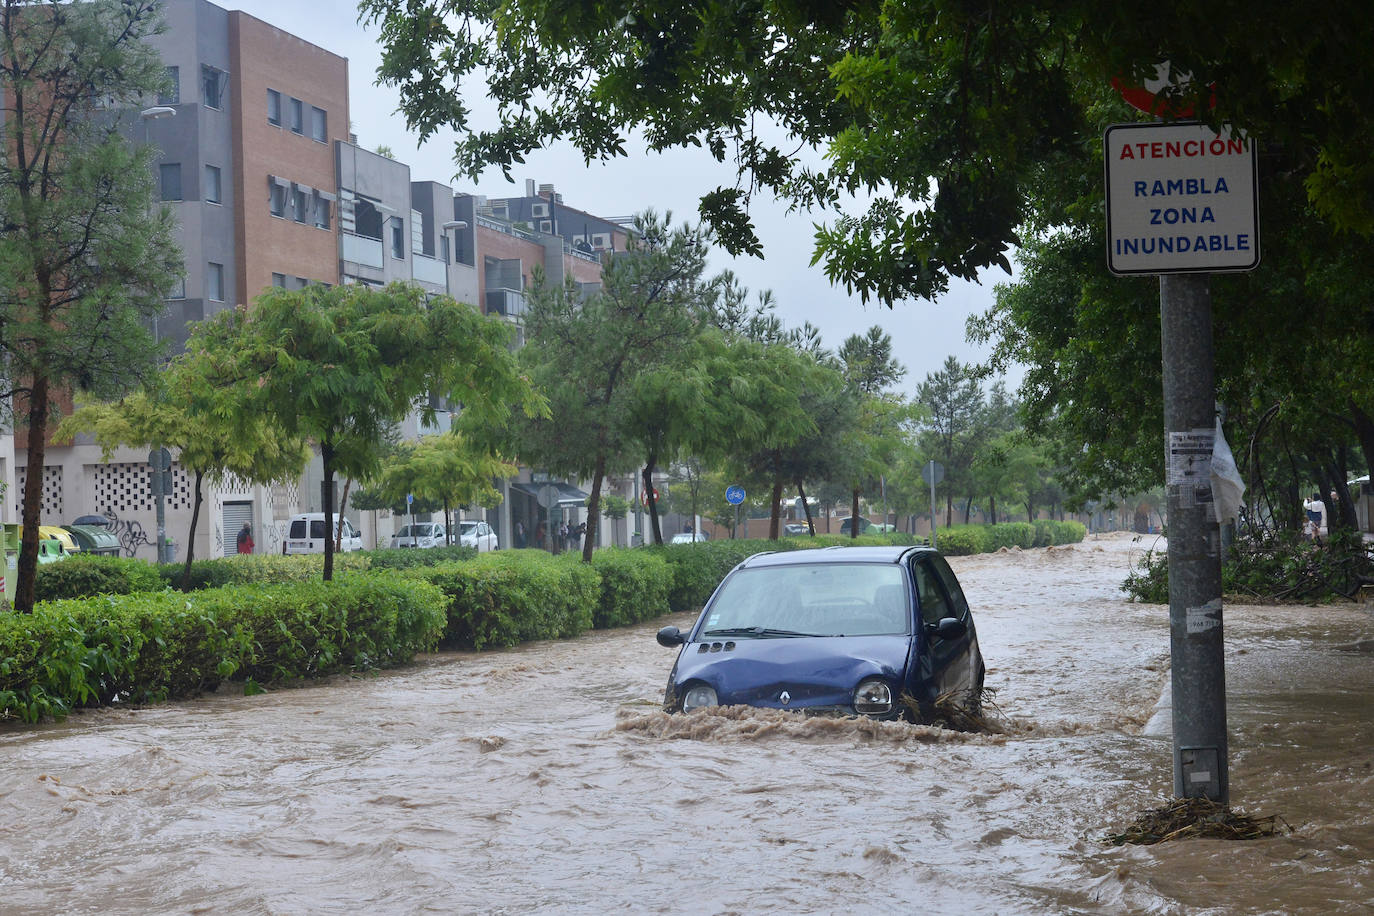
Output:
[
  {"left": 535, "top": 520, "right": 546, "bottom": 550},
  {"left": 236, "top": 522, "right": 254, "bottom": 555},
  {"left": 1303, "top": 492, "right": 1324, "bottom": 541},
  {"left": 515, "top": 520, "right": 527, "bottom": 549}
]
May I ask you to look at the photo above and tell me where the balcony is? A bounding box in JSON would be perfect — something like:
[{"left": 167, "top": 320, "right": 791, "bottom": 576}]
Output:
[
  {"left": 485, "top": 288, "right": 526, "bottom": 318},
  {"left": 413, "top": 253, "right": 446, "bottom": 287},
  {"left": 341, "top": 232, "right": 383, "bottom": 269}
]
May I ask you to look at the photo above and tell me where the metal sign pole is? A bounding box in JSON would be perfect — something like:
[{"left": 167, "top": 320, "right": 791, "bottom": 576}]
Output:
[
  {"left": 928, "top": 461, "right": 938, "bottom": 550},
  {"left": 1160, "top": 272, "right": 1228, "bottom": 804}
]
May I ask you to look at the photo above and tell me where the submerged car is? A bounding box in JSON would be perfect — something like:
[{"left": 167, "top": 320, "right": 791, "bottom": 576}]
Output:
[
  {"left": 655, "top": 546, "right": 984, "bottom": 720},
  {"left": 670, "top": 531, "right": 710, "bottom": 544}
]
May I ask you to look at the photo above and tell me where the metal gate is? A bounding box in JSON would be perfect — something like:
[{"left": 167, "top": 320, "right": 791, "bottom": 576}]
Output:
[{"left": 223, "top": 500, "right": 254, "bottom": 556}]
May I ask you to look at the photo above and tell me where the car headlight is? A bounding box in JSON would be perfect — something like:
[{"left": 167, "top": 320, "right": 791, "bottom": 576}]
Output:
[
  {"left": 853, "top": 678, "right": 893, "bottom": 716},
  {"left": 681, "top": 684, "right": 718, "bottom": 712}
]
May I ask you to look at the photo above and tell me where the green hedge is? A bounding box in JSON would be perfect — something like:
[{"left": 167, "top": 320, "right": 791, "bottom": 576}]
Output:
[
  {"left": 590, "top": 548, "right": 671, "bottom": 628},
  {"left": 0, "top": 573, "right": 445, "bottom": 724},
  {"left": 364, "top": 544, "right": 477, "bottom": 570},
  {"left": 34, "top": 554, "right": 166, "bottom": 602},
  {"left": 407, "top": 551, "right": 600, "bottom": 650}
]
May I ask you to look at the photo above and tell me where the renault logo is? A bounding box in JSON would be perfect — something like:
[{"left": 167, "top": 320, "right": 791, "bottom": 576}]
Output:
[{"left": 779, "top": 691, "right": 791, "bottom": 706}]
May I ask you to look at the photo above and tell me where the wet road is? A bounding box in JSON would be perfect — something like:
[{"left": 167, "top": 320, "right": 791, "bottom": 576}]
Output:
[{"left": 1, "top": 533, "right": 1370, "bottom": 914}]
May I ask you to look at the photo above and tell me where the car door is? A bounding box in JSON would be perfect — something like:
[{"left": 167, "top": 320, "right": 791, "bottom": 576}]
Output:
[{"left": 911, "top": 555, "right": 978, "bottom": 698}]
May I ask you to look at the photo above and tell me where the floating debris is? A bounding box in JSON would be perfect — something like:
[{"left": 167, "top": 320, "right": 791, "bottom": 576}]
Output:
[{"left": 1106, "top": 796, "right": 1291, "bottom": 846}]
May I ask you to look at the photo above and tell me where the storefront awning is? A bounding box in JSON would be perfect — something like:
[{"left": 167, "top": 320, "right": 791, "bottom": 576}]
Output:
[{"left": 510, "top": 481, "right": 589, "bottom": 508}]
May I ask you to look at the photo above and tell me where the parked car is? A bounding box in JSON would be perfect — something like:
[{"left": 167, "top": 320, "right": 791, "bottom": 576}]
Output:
[
  {"left": 391, "top": 521, "right": 446, "bottom": 548},
  {"left": 284, "top": 513, "right": 363, "bottom": 554},
  {"left": 455, "top": 519, "right": 499, "bottom": 552},
  {"left": 670, "top": 531, "right": 710, "bottom": 544},
  {"left": 655, "top": 546, "right": 984, "bottom": 720},
  {"left": 838, "top": 516, "right": 872, "bottom": 535}
]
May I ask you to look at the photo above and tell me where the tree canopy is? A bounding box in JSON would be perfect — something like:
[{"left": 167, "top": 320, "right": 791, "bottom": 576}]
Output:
[
  {"left": 1, "top": 0, "right": 181, "bottom": 610},
  {"left": 362, "top": 0, "right": 1374, "bottom": 304}
]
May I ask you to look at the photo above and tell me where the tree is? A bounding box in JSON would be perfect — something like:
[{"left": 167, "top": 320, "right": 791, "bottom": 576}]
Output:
[
  {"left": 1, "top": 0, "right": 182, "bottom": 611},
  {"left": 56, "top": 357, "right": 310, "bottom": 586},
  {"left": 837, "top": 326, "right": 909, "bottom": 536},
  {"left": 512, "top": 211, "right": 709, "bottom": 561},
  {"left": 916, "top": 357, "right": 987, "bottom": 526},
  {"left": 193, "top": 282, "right": 538, "bottom": 580},
  {"left": 367, "top": 433, "right": 516, "bottom": 541},
  {"left": 600, "top": 493, "right": 631, "bottom": 546},
  {"left": 363, "top": 0, "right": 1374, "bottom": 304}
]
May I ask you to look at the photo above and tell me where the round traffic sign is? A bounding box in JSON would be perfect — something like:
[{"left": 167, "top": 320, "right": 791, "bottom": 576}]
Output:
[
  {"left": 725, "top": 485, "right": 746, "bottom": 505},
  {"left": 921, "top": 461, "right": 945, "bottom": 486},
  {"left": 537, "top": 485, "right": 561, "bottom": 510},
  {"left": 641, "top": 487, "right": 660, "bottom": 506}
]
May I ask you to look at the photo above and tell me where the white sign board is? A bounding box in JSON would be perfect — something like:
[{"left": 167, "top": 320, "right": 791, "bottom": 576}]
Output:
[{"left": 1104, "top": 122, "right": 1259, "bottom": 275}]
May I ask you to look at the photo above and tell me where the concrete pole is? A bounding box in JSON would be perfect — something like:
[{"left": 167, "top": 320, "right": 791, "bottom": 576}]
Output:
[{"left": 1159, "top": 273, "right": 1228, "bottom": 803}]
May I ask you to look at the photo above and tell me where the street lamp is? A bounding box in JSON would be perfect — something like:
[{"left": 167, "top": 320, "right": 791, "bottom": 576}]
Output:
[
  {"left": 139, "top": 105, "right": 177, "bottom": 345},
  {"left": 442, "top": 219, "right": 469, "bottom": 265}
]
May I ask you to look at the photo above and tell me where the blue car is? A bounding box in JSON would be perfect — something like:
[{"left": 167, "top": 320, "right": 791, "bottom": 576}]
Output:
[{"left": 656, "top": 546, "right": 985, "bottom": 720}]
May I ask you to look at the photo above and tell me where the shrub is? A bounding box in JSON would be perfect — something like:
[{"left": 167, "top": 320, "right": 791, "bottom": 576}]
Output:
[
  {"left": 1, "top": 575, "right": 444, "bottom": 724},
  {"left": 933, "top": 525, "right": 989, "bottom": 555},
  {"left": 410, "top": 551, "right": 599, "bottom": 649},
  {"left": 1054, "top": 520, "right": 1088, "bottom": 544},
  {"left": 35, "top": 554, "right": 166, "bottom": 601},
  {"left": 590, "top": 549, "right": 670, "bottom": 628},
  {"left": 987, "top": 522, "right": 1036, "bottom": 550},
  {"left": 1031, "top": 520, "right": 1057, "bottom": 547},
  {"left": 158, "top": 552, "right": 375, "bottom": 591},
  {"left": 365, "top": 544, "right": 477, "bottom": 570}
]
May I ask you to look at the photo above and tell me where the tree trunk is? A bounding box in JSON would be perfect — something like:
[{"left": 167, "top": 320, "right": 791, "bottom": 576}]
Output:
[
  {"left": 769, "top": 478, "right": 783, "bottom": 539},
  {"left": 583, "top": 454, "right": 606, "bottom": 562},
  {"left": 850, "top": 487, "right": 860, "bottom": 539},
  {"left": 335, "top": 477, "right": 353, "bottom": 551},
  {"left": 180, "top": 470, "right": 205, "bottom": 591},
  {"left": 15, "top": 373, "right": 51, "bottom": 612},
  {"left": 322, "top": 442, "right": 336, "bottom": 581},
  {"left": 1350, "top": 401, "right": 1374, "bottom": 481},
  {"left": 795, "top": 479, "right": 815, "bottom": 535},
  {"left": 642, "top": 461, "right": 663, "bottom": 545},
  {"left": 989, "top": 495, "right": 997, "bottom": 525}
]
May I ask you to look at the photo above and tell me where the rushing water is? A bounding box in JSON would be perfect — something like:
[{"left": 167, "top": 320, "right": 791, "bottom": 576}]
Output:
[{"left": 1, "top": 533, "right": 1370, "bottom": 915}]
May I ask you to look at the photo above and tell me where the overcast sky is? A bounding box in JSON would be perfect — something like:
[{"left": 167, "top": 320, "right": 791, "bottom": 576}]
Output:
[{"left": 226, "top": 0, "right": 1023, "bottom": 393}]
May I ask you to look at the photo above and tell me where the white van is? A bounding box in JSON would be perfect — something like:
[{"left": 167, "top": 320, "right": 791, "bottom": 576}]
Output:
[{"left": 284, "top": 513, "right": 363, "bottom": 554}]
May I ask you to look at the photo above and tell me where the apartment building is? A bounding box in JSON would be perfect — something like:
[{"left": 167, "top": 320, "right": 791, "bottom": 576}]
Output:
[{"left": 9, "top": 1, "right": 641, "bottom": 558}]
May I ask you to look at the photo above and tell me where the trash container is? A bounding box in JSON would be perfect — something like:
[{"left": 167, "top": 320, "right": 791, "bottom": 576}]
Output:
[
  {"left": 64, "top": 525, "right": 122, "bottom": 556},
  {"left": 36, "top": 539, "right": 68, "bottom": 564},
  {"left": 3, "top": 523, "right": 17, "bottom": 605},
  {"left": 39, "top": 525, "right": 80, "bottom": 555}
]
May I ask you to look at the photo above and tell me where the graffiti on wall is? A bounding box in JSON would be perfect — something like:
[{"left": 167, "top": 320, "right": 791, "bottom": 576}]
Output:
[{"left": 101, "top": 508, "right": 152, "bottom": 558}]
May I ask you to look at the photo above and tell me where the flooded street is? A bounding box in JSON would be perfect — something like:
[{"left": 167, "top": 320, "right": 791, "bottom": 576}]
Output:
[{"left": 2, "top": 532, "right": 1370, "bottom": 914}]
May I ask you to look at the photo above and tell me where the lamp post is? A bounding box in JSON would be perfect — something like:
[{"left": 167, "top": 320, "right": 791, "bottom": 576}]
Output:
[
  {"left": 442, "top": 219, "right": 469, "bottom": 265},
  {"left": 141, "top": 106, "right": 176, "bottom": 564},
  {"left": 140, "top": 106, "right": 176, "bottom": 343}
]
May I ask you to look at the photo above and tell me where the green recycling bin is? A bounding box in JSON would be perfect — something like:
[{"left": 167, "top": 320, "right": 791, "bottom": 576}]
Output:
[{"left": 64, "top": 524, "right": 122, "bottom": 557}]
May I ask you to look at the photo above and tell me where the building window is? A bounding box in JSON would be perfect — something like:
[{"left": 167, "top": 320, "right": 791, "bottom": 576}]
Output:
[
  {"left": 293, "top": 276, "right": 308, "bottom": 289},
  {"left": 167, "top": 276, "right": 186, "bottom": 299},
  {"left": 269, "top": 177, "right": 287, "bottom": 217},
  {"left": 159, "top": 163, "right": 182, "bottom": 201},
  {"left": 201, "top": 65, "right": 224, "bottom": 110},
  {"left": 354, "top": 198, "right": 383, "bottom": 240},
  {"left": 310, "top": 106, "right": 326, "bottom": 142},
  {"left": 391, "top": 218, "right": 405, "bottom": 259},
  {"left": 313, "top": 192, "right": 332, "bottom": 230},
  {"left": 267, "top": 89, "right": 281, "bottom": 126},
  {"left": 440, "top": 234, "right": 450, "bottom": 263},
  {"left": 271, "top": 272, "right": 286, "bottom": 288},
  {"left": 204, "top": 165, "right": 221, "bottom": 205},
  {"left": 159, "top": 67, "right": 179, "bottom": 105},
  {"left": 207, "top": 262, "right": 224, "bottom": 301},
  {"left": 289, "top": 98, "right": 303, "bottom": 134},
  {"left": 292, "top": 186, "right": 308, "bottom": 223}
]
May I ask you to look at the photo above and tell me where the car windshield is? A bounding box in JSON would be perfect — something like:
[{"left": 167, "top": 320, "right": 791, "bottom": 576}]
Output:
[
  {"left": 395, "top": 525, "right": 427, "bottom": 538},
  {"left": 700, "top": 563, "right": 910, "bottom": 638},
  {"left": 458, "top": 522, "right": 478, "bottom": 535}
]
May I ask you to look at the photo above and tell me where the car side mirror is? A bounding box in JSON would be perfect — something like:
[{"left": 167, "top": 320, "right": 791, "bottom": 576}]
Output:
[
  {"left": 927, "top": 617, "right": 967, "bottom": 641},
  {"left": 656, "top": 625, "right": 686, "bottom": 648}
]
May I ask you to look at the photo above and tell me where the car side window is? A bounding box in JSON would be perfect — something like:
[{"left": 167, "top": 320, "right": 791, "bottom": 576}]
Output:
[
  {"left": 911, "top": 561, "right": 949, "bottom": 626},
  {"left": 290, "top": 520, "right": 306, "bottom": 538},
  {"left": 310, "top": 520, "right": 326, "bottom": 539},
  {"left": 928, "top": 556, "right": 969, "bottom": 620}
]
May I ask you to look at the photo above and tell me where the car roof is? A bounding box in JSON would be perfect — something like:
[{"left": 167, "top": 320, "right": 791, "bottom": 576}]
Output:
[{"left": 736, "top": 545, "right": 937, "bottom": 568}]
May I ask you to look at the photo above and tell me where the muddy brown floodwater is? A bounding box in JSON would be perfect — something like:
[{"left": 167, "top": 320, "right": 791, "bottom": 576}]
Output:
[{"left": 1, "top": 533, "right": 1370, "bottom": 914}]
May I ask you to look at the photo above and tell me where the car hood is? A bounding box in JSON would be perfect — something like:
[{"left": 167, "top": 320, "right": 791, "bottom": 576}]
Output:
[{"left": 673, "top": 635, "right": 912, "bottom": 709}]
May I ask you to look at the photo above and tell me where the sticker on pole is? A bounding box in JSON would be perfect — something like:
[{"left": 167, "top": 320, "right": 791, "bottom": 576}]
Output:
[
  {"left": 1186, "top": 598, "right": 1222, "bottom": 634},
  {"left": 1104, "top": 122, "right": 1259, "bottom": 275}
]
